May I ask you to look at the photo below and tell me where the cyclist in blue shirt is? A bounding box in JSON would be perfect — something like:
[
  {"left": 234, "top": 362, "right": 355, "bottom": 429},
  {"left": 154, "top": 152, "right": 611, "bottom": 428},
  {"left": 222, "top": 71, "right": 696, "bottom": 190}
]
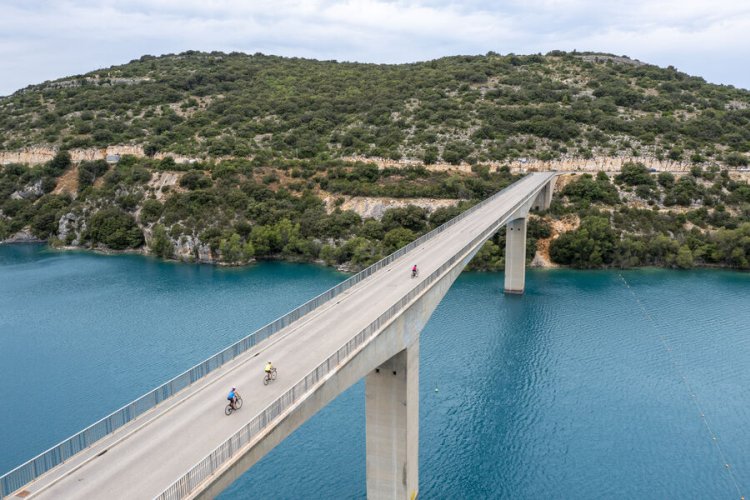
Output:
[{"left": 227, "top": 387, "right": 238, "bottom": 410}]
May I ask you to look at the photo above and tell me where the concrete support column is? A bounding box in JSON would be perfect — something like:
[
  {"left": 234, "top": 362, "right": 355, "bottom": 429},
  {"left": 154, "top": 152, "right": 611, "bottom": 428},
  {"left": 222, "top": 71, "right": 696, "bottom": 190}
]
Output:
[
  {"left": 533, "top": 178, "right": 556, "bottom": 211},
  {"left": 366, "top": 339, "right": 419, "bottom": 500},
  {"left": 504, "top": 217, "right": 527, "bottom": 294}
]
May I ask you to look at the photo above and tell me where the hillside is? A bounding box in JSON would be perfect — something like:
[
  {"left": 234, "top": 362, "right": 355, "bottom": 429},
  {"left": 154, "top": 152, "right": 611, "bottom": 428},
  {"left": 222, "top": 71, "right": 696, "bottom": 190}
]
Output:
[
  {"left": 0, "top": 51, "right": 749, "bottom": 270},
  {"left": 2, "top": 51, "right": 749, "bottom": 167}
]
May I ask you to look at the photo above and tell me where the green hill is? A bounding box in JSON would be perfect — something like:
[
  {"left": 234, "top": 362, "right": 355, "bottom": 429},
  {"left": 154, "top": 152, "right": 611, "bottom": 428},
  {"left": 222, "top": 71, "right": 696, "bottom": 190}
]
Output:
[
  {"left": 1, "top": 51, "right": 749, "bottom": 270},
  {"left": 2, "top": 51, "right": 749, "bottom": 165}
]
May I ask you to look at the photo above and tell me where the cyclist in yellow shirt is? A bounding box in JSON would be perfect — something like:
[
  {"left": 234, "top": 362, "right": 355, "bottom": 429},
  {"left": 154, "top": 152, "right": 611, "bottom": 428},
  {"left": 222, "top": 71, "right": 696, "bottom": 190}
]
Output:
[{"left": 264, "top": 361, "right": 276, "bottom": 384}]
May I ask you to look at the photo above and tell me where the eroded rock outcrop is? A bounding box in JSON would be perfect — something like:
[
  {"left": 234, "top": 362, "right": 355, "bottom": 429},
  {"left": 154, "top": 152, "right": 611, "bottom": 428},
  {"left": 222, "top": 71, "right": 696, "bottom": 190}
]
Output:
[
  {"left": 324, "top": 195, "right": 459, "bottom": 219},
  {"left": 11, "top": 180, "right": 44, "bottom": 200},
  {"left": 2, "top": 228, "right": 44, "bottom": 243},
  {"left": 0, "top": 146, "right": 199, "bottom": 166},
  {"left": 173, "top": 234, "right": 214, "bottom": 263},
  {"left": 58, "top": 212, "right": 86, "bottom": 245}
]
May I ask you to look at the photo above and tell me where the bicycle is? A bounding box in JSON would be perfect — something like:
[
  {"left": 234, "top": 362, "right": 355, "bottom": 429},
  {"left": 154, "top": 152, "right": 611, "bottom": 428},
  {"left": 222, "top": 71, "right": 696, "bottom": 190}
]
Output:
[
  {"left": 263, "top": 367, "right": 277, "bottom": 385},
  {"left": 225, "top": 395, "right": 243, "bottom": 416}
]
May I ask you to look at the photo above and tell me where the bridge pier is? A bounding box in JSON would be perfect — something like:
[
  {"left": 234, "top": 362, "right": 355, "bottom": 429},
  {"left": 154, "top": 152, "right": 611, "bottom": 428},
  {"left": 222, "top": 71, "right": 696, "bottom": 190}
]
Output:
[
  {"left": 503, "top": 177, "right": 556, "bottom": 295},
  {"left": 366, "top": 339, "right": 419, "bottom": 500},
  {"left": 532, "top": 178, "right": 555, "bottom": 211},
  {"left": 504, "top": 217, "right": 527, "bottom": 294}
]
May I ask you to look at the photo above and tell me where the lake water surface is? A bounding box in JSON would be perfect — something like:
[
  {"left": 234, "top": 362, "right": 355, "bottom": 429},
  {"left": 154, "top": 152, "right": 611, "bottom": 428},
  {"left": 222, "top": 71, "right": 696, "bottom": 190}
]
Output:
[{"left": 1, "top": 244, "right": 749, "bottom": 498}]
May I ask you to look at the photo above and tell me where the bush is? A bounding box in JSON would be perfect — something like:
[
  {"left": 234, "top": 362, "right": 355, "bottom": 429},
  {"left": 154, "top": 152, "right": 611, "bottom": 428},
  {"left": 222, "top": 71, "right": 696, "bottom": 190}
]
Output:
[
  {"left": 383, "top": 227, "right": 416, "bottom": 254},
  {"left": 616, "top": 162, "right": 656, "bottom": 187},
  {"left": 179, "top": 171, "right": 212, "bottom": 190},
  {"left": 561, "top": 174, "right": 620, "bottom": 205},
  {"left": 140, "top": 199, "right": 164, "bottom": 224},
  {"left": 85, "top": 208, "right": 144, "bottom": 249},
  {"left": 381, "top": 206, "right": 428, "bottom": 232},
  {"left": 150, "top": 224, "right": 173, "bottom": 258},
  {"left": 45, "top": 151, "right": 71, "bottom": 177},
  {"left": 726, "top": 152, "right": 748, "bottom": 167},
  {"left": 219, "top": 233, "right": 253, "bottom": 264},
  {"left": 657, "top": 171, "right": 675, "bottom": 188},
  {"left": 550, "top": 215, "right": 618, "bottom": 268}
]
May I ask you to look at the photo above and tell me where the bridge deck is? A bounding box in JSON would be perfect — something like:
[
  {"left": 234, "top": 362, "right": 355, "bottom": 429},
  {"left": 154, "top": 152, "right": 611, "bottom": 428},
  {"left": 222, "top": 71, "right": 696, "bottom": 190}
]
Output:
[{"left": 16, "top": 173, "right": 555, "bottom": 499}]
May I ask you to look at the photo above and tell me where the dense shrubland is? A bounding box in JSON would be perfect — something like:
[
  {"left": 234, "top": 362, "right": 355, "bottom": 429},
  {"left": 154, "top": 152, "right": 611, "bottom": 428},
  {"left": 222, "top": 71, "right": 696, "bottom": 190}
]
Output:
[
  {"left": 2, "top": 151, "right": 748, "bottom": 270},
  {"left": 2, "top": 51, "right": 749, "bottom": 167},
  {"left": 549, "top": 163, "right": 750, "bottom": 269},
  {"left": 0, "top": 151, "right": 522, "bottom": 267},
  {"left": 2, "top": 51, "right": 750, "bottom": 270}
]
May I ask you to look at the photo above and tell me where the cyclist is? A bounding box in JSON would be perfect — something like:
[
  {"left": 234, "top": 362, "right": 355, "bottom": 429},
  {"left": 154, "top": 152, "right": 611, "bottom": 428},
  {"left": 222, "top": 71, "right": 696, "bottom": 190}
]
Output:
[
  {"left": 264, "top": 361, "right": 274, "bottom": 381},
  {"left": 227, "top": 387, "right": 239, "bottom": 410},
  {"left": 411, "top": 264, "right": 418, "bottom": 278}
]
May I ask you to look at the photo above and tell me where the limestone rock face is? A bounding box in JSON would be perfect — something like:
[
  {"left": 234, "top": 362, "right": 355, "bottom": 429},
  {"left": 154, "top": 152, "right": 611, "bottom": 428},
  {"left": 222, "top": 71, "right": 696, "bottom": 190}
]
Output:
[
  {"left": 3, "top": 228, "right": 44, "bottom": 243},
  {"left": 324, "top": 196, "right": 459, "bottom": 219},
  {"left": 11, "top": 180, "right": 44, "bottom": 200},
  {"left": 173, "top": 234, "right": 213, "bottom": 263},
  {"left": 0, "top": 146, "right": 199, "bottom": 166},
  {"left": 58, "top": 212, "right": 86, "bottom": 245}
]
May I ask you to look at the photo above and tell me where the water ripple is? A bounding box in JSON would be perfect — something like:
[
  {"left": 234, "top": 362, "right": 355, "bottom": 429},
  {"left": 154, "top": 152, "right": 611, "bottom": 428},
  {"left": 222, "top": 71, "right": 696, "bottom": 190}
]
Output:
[{"left": 1, "top": 247, "right": 749, "bottom": 498}]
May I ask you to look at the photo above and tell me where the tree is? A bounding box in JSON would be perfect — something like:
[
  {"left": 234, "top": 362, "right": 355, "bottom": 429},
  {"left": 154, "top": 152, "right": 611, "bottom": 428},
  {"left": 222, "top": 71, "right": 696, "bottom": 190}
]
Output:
[
  {"left": 675, "top": 245, "right": 694, "bottom": 269},
  {"left": 657, "top": 171, "right": 675, "bottom": 189},
  {"left": 140, "top": 199, "right": 164, "bottom": 224},
  {"left": 85, "top": 208, "right": 144, "bottom": 249},
  {"left": 616, "top": 162, "right": 655, "bottom": 187},
  {"left": 219, "top": 233, "right": 245, "bottom": 264},
  {"left": 45, "top": 150, "right": 72, "bottom": 177},
  {"left": 30, "top": 195, "right": 70, "bottom": 238},
  {"left": 144, "top": 144, "right": 159, "bottom": 157},
  {"left": 179, "top": 171, "right": 212, "bottom": 190},
  {"left": 383, "top": 227, "right": 416, "bottom": 254},
  {"left": 78, "top": 160, "right": 109, "bottom": 190},
  {"left": 423, "top": 146, "right": 438, "bottom": 165},
  {"left": 549, "top": 216, "right": 618, "bottom": 268},
  {"left": 150, "top": 224, "right": 174, "bottom": 258},
  {"left": 381, "top": 206, "right": 428, "bottom": 232},
  {"left": 562, "top": 173, "right": 620, "bottom": 205},
  {"left": 726, "top": 152, "right": 748, "bottom": 167}
]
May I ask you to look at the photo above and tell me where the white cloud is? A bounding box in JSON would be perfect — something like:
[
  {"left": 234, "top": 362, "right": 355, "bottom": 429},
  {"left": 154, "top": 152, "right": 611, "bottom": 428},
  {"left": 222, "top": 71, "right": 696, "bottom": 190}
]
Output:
[{"left": 0, "top": 0, "right": 748, "bottom": 95}]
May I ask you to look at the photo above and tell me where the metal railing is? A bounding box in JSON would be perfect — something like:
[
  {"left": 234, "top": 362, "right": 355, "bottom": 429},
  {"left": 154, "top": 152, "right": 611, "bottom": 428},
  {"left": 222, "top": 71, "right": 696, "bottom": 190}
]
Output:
[
  {"left": 155, "top": 176, "right": 546, "bottom": 500},
  {"left": 0, "top": 173, "right": 548, "bottom": 498}
]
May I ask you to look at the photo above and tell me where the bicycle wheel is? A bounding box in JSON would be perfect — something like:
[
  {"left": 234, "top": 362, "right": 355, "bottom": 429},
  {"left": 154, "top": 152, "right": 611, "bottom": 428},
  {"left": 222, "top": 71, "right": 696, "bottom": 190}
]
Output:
[
  {"left": 263, "top": 374, "right": 269, "bottom": 385},
  {"left": 235, "top": 397, "right": 243, "bottom": 409},
  {"left": 225, "top": 404, "right": 233, "bottom": 416},
  {"left": 271, "top": 368, "right": 277, "bottom": 380}
]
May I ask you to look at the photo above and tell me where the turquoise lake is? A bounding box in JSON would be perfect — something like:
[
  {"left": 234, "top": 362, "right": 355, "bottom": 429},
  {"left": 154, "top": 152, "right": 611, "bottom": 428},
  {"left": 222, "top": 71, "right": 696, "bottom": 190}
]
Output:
[{"left": 1, "top": 244, "right": 749, "bottom": 498}]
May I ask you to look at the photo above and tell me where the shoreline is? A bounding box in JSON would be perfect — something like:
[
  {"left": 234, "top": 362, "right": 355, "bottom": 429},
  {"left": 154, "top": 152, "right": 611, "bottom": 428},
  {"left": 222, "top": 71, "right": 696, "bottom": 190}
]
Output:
[{"left": 3, "top": 240, "right": 747, "bottom": 273}]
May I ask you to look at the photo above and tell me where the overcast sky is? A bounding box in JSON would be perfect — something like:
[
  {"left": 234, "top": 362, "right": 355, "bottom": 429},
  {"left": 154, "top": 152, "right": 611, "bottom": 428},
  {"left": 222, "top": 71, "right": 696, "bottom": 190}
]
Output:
[{"left": 1, "top": 0, "right": 749, "bottom": 96}]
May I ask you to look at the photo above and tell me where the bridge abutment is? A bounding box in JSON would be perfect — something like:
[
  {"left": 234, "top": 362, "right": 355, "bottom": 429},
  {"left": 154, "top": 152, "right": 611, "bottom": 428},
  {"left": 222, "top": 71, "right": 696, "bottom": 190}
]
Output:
[
  {"left": 365, "top": 339, "right": 419, "bottom": 500},
  {"left": 504, "top": 217, "right": 527, "bottom": 294}
]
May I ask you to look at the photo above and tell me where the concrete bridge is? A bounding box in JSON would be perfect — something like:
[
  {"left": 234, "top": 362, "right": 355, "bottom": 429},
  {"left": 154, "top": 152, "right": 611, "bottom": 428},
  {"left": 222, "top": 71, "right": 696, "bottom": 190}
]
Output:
[{"left": 1, "top": 173, "right": 557, "bottom": 500}]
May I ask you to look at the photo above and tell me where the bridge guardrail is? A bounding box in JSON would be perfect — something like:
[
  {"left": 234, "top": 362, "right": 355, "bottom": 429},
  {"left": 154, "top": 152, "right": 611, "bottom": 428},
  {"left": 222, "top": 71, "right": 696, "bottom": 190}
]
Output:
[
  {"left": 155, "top": 177, "right": 542, "bottom": 500},
  {"left": 0, "top": 174, "right": 544, "bottom": 499}
]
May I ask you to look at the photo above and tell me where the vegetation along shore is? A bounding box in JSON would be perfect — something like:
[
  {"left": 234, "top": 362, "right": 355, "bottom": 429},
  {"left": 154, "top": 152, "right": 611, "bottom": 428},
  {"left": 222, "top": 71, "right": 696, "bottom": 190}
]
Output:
[{"left": 1, "top": 51, "right": 749, "bottom": 270}]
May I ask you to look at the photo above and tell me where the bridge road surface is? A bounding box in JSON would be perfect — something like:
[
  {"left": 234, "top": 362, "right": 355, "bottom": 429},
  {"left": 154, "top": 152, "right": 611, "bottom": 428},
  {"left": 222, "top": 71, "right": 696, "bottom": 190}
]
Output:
[{"left": 16, "top": 173, "right": 555, "bottom": 499}]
